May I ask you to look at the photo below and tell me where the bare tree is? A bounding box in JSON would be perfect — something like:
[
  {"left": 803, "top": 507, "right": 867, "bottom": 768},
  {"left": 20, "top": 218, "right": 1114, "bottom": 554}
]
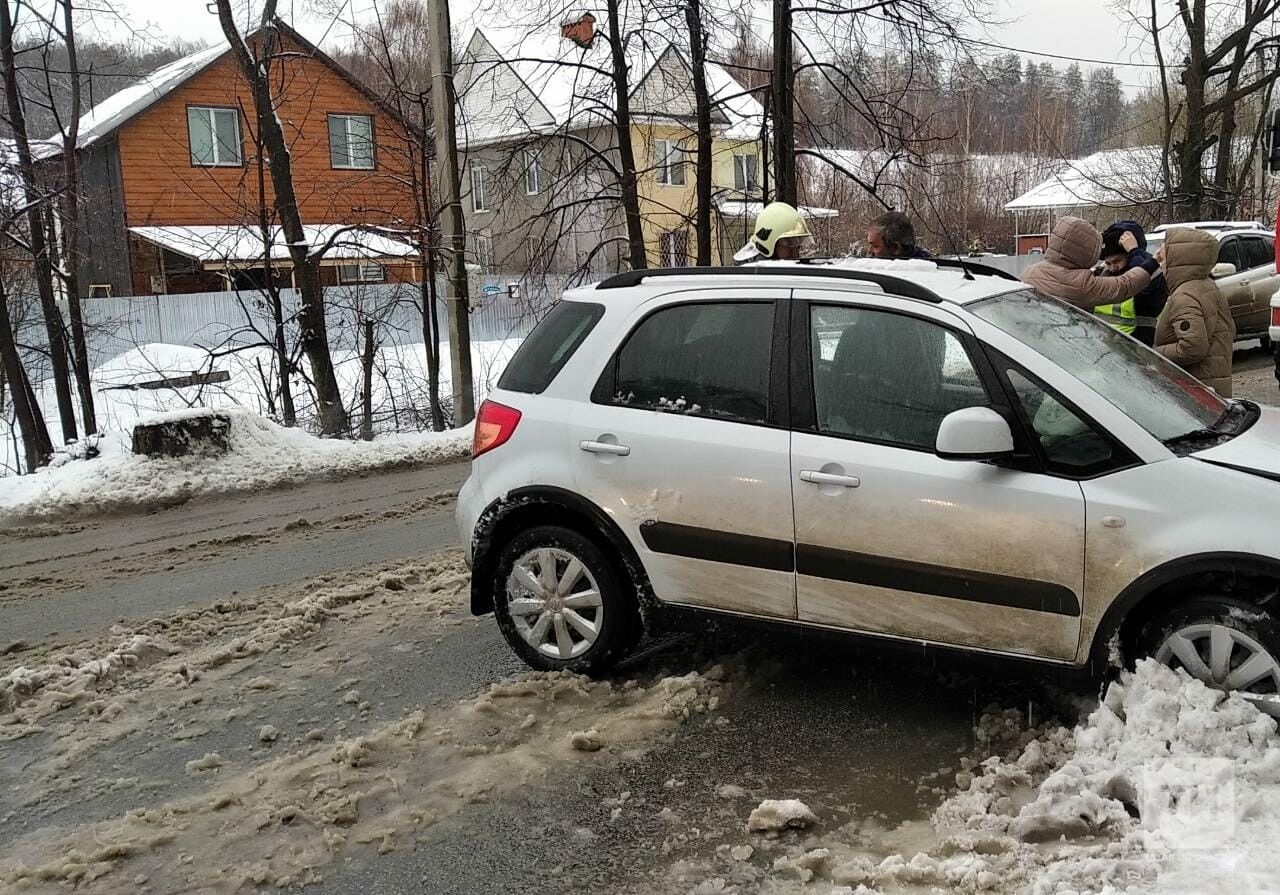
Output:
[
  {"left": 1139, "top": 0, "right": 1280, "bottom": 217},
  {"left": 0, "top": 0, "right": 78, "bottom": 443},
  {"left": 213, "top": 1, "right": 349, "bottom": 435},
  {"left": 0, "top": 261, "right": 52, "bottom": 469}
]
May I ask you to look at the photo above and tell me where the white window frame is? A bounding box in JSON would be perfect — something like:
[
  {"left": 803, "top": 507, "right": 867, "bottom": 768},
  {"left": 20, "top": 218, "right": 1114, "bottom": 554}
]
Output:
[
  {"left": 734, "top": 153, "right": 759, "bottom": 192},
  {"left": 471, "top": 165, "right": 490, "bottom": 212},
  {"left": 328, "top": 113, "right": 376, "bottom": 170},
  {"left": 524, "top": 149, "right": 543, "bottom": 196},
  {"left": 337, "top": 261, "right": 386, "bottom": 284},
  {"left": 188, "top": 106, "right": 242, "bottom": 167},
  {"left": 655, "top": 139, "right": 685, "bottom": 186}
]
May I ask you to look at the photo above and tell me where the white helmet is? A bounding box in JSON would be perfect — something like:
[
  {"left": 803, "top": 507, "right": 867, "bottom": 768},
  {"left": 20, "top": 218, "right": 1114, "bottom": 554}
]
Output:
[{"left": 734, "top": 202, "right": 811, "bottom": 262}]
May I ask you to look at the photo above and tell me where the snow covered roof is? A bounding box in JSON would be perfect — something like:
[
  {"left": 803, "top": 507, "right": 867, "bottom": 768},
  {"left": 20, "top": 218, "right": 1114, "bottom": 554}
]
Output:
[
  {"left": 1003, "top": 146, "right": 1166, "bottom": 212},
  {"left": 55, "top": 44, "right": 229, "bottom": 153},
  {"left": 129, "top": 225, "right": 417, "bottom": 264},
  {"left": 456, "top": 26, "right": 764, "bottom": 148},
  {"left": 716, "top": 198, "right": 838, "bottom": 219}
]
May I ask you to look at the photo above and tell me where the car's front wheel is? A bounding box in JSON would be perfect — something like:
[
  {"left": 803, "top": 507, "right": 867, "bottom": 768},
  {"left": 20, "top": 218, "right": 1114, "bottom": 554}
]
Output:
[
  {"left": 492, "top": 525, "right": 640, "bottom": 675},
  {"left": 1137, "top": 596, "right": 1280, "bottom": 717}
]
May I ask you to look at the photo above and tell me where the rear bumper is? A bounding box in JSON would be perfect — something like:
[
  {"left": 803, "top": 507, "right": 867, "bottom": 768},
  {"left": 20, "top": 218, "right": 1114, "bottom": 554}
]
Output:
[{"left": 456, "top": 473, "right": 484, "bottom": 569}]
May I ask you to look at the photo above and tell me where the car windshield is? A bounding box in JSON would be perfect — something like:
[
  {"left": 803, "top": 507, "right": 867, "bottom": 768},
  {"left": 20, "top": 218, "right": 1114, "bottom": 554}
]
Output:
[{"left": 971, "top": 290, "right": 1231, "bottom": 443}]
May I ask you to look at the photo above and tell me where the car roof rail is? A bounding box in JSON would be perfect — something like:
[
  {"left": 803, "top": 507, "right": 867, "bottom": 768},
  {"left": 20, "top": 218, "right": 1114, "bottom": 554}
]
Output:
[{"left": 593, "top": 265, "right": 949, "bottom": 303}]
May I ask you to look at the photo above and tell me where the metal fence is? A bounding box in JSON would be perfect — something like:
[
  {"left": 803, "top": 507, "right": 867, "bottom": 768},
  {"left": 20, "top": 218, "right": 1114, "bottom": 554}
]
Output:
[{"left": 55, "top": 274, "right": 571, "bottom": 369}]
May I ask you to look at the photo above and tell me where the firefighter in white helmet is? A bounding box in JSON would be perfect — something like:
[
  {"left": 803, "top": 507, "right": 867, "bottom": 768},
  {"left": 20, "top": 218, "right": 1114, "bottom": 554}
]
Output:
[{"left": 733, "top": 201, "right": 812, "bottom": 262}]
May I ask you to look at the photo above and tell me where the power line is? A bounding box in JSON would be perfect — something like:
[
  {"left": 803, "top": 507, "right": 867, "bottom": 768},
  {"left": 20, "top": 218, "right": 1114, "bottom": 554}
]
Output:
[{"left": 853, "top": 11, "right": 1165, "bottom": 69}]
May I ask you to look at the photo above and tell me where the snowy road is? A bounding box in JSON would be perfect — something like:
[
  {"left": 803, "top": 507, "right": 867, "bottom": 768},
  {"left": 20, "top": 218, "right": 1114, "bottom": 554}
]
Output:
[{"left": 0, "top": 460, "right": 471, "bottom": 646}]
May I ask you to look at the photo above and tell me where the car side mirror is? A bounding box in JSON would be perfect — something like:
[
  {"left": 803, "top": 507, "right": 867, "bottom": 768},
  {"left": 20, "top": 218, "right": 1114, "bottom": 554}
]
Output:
[
  {"left": 936, "top": 407, "right": 1015, "bottom": 461},
  {"left": 1211, "top": 262, "right": 1237, "bottom": 278}
]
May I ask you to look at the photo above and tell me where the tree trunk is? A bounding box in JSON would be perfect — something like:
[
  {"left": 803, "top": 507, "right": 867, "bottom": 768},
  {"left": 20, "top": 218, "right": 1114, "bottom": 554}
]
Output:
[
  {"left": 603, "top": 0, "right": 648, "bottom": 269},
  {"left": 256, "top": 135, "right": 295, "bottom": 427},
  {"left": 360, "top": 318, "right": 375, "bottom": 441},
  {"left": 0, "top": 280, "right": 53, "bottom": 469},
  {"left": 0, "top": 0, "right": 77, "bottom": 444},
  {"left": 419, "top": 100, "right": 445, "bottom": 431},
  {"left": 685, "top": 0, "right": 713, "bottom": 266},
  {"left": 771, "top": 0, "right": 796, "bottom": 204},
  {"left": 215, "top": 7, "right": 348, "bottom": 436},
  {"left": 59, "top": 0, "right": 95, "bottom": 434}
]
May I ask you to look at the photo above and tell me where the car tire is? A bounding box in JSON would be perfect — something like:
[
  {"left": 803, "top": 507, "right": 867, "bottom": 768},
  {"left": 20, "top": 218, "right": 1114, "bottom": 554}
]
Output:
[
  {"left": 1135, "top": 595, "right": 1280, "bottom": 716},
  {"left": 1260, "top": 333, "right": 1273, "bottom": 354},
  {"left": 491, "top": 525, "right": 641, "bottom": 675}
]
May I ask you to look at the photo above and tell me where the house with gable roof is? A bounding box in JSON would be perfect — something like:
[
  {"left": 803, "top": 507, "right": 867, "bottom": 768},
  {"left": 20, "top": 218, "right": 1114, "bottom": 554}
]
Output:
[
  {"left": 456, "top": 21, "right": 805, "bottom": 273},
  {"left": 40, "top": 21, "right": 427, "bottom": 298}
]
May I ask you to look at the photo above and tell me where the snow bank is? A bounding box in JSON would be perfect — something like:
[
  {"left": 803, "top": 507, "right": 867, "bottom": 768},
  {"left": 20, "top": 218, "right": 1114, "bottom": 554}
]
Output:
[
  {"left": 752, "top": 661, "right": 1280, "bottom": 894},
  {"left": 0, "top": 409, "right": 471, "bottom": 520}
]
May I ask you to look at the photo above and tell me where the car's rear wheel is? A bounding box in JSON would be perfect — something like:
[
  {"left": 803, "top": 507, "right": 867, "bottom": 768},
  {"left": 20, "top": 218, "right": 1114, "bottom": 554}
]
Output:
[
  {"left": 1137, "top": 596, "right": 1280, "bottom": 717},
  {"left": 492, "top": 525, "right": 640, "bottom": 675}
]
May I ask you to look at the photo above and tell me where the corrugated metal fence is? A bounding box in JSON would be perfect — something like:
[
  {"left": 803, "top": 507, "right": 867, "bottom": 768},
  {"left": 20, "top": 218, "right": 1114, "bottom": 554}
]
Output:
[{"left": 58, "top": 275, "right": 571, "bottom": 369}]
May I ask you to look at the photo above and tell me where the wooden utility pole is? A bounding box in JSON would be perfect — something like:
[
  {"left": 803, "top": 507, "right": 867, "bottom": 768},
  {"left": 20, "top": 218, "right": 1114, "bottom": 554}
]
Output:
[
  {"left": 427, "top": 0, "right": 475, "bottom": 424},
  {"left": 771, "top": 0, "right": 796, "bottom": 205}
]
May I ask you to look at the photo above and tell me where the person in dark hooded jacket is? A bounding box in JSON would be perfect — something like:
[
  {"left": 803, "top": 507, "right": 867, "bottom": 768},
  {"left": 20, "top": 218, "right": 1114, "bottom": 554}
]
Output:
[{"left": 1095, "top": 221, "right": 1169, "bottom": 346}]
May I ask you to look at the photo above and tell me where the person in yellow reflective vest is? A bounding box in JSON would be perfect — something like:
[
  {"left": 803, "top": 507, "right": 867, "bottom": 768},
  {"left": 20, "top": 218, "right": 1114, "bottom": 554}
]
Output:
[{"left": 1095, "top": 221, "right": 1168, "bottom": 346}]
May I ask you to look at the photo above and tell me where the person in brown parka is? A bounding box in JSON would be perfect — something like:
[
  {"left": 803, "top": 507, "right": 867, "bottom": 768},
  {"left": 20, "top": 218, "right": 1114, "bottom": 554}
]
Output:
[
  {"left": 1154, "top": 228, "right": 1236, "bottom": 396},
  {"left": 1021, "top": 216, "right": 1161, "bottom": 309}
]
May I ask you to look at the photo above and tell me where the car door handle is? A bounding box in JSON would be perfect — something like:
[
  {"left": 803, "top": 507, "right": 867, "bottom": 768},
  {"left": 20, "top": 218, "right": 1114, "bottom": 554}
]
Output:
[
  {"left": 580, "top": 440, "right": 630, "bottom": 456},
  {"left": 799, "top": 470, "right": 861, "bottom": 488}
]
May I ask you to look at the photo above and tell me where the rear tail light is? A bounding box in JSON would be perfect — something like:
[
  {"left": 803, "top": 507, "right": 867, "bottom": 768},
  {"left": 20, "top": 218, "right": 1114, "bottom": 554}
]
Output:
[
  {"left": 473, "top": 400, "right": 521, "bottom": 458},
  {"left": 1272, "top": 305, "right": 1280, "bottom": 328}
]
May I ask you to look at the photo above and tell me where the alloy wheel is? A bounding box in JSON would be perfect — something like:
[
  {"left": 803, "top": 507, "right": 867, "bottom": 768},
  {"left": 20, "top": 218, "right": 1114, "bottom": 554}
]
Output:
[
  {"left": 1155, "top": 622, "right": 1280, "bottom": 716},
  {"left": 506, "top": 547, "right": 604, "bottom": 660}
]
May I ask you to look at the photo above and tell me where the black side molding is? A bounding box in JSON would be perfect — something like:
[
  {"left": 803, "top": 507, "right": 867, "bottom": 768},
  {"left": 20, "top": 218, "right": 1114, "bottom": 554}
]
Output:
[
  {"left": 795, "top": 544, "right": 1081, "bottom": 617},
  {"left": 640, "top": 522, "right": 795, "bottom": 573}
]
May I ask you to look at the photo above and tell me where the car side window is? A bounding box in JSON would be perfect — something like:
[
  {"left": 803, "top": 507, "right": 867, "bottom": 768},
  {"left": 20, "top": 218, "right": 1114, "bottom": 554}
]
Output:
[
  {"left": 809, "top": 305, "right": 990, "bottom": 450},
  {"left": 1004, "top": 367, "right": 1120, "bottom": 476},
  {"left": 1241, "top": 236, "right": 1273, "bottom": 270},
  {"left": 610, "top": 301, "right": 773, "bottom": 423},
  {"left": 1218, "top": 237, "right": 1244, "bottom": 271}
]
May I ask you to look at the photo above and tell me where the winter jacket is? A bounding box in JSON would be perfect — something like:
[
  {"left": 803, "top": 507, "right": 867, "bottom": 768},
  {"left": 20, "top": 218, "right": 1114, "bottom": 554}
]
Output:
[
  {"left": 1154, "top": 228, "right": 1236, "bottom": 397},
  {"left": 1020, "top": 216, "right": 1159, "bottom": 309},
  {"left": 1097, "top": 221, "right": 1169, "bottom": 346}
]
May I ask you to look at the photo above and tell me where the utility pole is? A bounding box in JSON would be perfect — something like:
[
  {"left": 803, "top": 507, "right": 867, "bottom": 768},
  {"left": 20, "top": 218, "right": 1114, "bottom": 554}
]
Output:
[
  {"left": 427, "top": 0, "right": 475, "bottom": 425},
  {"left": 771, "top": 0, "right": 795, "bottom": 205}
]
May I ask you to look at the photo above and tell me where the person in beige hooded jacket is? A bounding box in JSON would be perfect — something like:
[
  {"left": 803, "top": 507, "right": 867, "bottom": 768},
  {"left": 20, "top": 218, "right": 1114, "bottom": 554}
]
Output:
[
  {"left": 1021, "top": 216, "right": 1161, "bottom": 309},
  {"left": 1153, "top": 228, "right": 1236, "bottom": 396}
]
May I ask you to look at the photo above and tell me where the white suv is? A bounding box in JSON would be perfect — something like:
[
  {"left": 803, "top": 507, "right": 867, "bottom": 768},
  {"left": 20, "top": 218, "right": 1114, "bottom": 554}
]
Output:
[{"left": 457, "top": 260, "right": 1280, "bottom": 712}]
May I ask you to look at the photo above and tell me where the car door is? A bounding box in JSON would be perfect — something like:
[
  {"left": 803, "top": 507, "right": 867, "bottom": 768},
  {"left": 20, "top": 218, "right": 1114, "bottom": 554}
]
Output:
[
  {"left": 570, "top": 290, "right": 797, "bottom": 619},
  {"left": 788, "top": 291, "right": 1087, "bottom": 661},
  {"left": 1237, "top": 235, "right": 1278, "bottom": 335}
]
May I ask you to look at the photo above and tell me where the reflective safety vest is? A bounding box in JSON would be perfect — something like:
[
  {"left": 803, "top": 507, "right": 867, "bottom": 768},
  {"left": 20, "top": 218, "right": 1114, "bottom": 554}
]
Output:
[
  {"left": 1095, "top": 298, "right": 1158, "bottom": 336},
  {"left": 1094, "top": 298, "right": 1137, "bottom": 335}
]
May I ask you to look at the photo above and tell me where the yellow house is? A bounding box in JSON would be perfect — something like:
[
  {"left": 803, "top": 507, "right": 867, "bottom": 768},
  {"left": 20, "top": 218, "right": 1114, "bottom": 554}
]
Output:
[{"left": 456, "top": 29, "right": 782, "bottom": 273}]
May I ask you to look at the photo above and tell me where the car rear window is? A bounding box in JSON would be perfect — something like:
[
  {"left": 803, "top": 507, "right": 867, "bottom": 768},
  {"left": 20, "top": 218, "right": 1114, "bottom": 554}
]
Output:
[{"left": 498, "top": 300, "right": 605, "bottom": 393}]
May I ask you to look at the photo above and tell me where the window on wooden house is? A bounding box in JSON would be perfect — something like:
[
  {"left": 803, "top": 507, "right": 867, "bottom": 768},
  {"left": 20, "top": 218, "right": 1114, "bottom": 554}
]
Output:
[
  {"left": 188, "top": 107, "right": 242, "bottom": 166},
  {"left": 338, "top": 262, "right": 386, "bottom": 284},
  {"left": 328, "top": 114, "right": 376, "bottom": 169}
]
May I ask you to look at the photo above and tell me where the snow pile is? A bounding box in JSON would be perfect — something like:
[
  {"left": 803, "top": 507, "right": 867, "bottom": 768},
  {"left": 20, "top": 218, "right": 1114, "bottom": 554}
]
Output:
[
  {"left": 0, "top": 634, "right": 176, "bottom": 715},
  {"left": 2, "top": 337, "right": 521, "bottom": 477},
  {"left": 752, "top": 661, "right": 1280, "bottom": 894},
  {"left": 0, "top": 408, "right": 471, "bottom": 520}
]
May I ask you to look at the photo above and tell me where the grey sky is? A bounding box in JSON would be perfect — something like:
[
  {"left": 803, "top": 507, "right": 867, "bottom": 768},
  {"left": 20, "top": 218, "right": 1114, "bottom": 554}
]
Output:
[{"left": 100, "top": 0, "right": 1162, "bottom": 91}]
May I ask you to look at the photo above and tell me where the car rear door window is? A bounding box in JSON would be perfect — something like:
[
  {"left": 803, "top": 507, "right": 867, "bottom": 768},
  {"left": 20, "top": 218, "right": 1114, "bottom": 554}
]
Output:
[
  {"left": 1218, "top": 237, "right": 1245, "bottom": 272},
  {"left": 609, "top": 302, "right": 773, "bottom": 423},
  {"left": 809, "top": 305, "right": 990, "bottom": 450},
  {"left": 498, "top": 300, "right": 604, "bottom": 393},
  {"left": 1241, "top": 236, "right": 1273, "bottom": 270}
]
